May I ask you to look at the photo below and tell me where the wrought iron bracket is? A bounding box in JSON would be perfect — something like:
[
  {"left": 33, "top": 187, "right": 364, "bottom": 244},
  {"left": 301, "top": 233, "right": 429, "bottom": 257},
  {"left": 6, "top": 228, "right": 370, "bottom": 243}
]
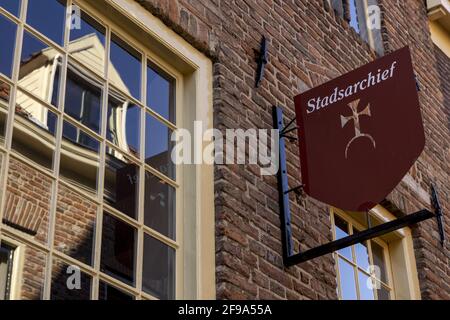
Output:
[
  {"left": 431, "top": 183, "right": 445, "bottom": 246},
  {"left": 255, "top": 36, "right": 268, "bottom": 88},
  {"left": 273, "top": 106, "right": 437, "bottom": 267}
]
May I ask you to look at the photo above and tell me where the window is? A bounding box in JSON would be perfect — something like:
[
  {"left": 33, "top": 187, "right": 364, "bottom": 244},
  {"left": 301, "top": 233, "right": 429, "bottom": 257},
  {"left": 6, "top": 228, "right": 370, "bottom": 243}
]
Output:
[
  {"left": 0, "top": 242, "right": 15, "bottom": 300},
  {"left": 331, "top": 206, "right": 422, "bottom": 300},
  {"left": 332, "top": 212, "right": 393, "bottom": 300},
  {"left": 0, "top": 0, "right": 214, "bottom": 300},
  {"left": 328, "top": 0, "right": 384, "bottom": 55}
]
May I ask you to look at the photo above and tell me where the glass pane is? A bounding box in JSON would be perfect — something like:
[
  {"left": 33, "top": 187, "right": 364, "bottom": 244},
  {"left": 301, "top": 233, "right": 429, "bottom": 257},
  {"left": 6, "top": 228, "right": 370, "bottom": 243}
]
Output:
[
  {"left": 101, "top": 213, "right": 136, "bottom": 286},
  {"left": 54, "top": 185, "right": 97, "bottom": 266},
  {"left": 334, "top": 215, "right": 352, "bottom": 261},
  {"left": 26, "top": 0, "right": 66, "bottom": 45},
  {"left": 371, "top": 241, "right": 388, "bottom": 283},
  {"left": 354, "top": 239, "right": 370, "bottom": 271},
  {"left": 107, "top": 97, "right": 141, "bottom": 157},
  {"left": 142, "top": 234, "right": 175, "bottom": 300},
  {"left": 145, "top": 113, "right": 174, "bottom": 179},
  {"left": 377, "top": 285, "right": 391, "bottom": 300},
  {"left": 51, "top": 258, "right": 92, "bottom": 300},
  {"left": 69, "top": 10, "right": 105, "bottom": 76},
  {"left": 0, "top": 80, "right": 10, "bottom": 145},
  {"left": 109, "top": 34, "right": 141, "bottom": 100},
  {"left": 0, "top": 14, "right": 17, "bottom": 78},
  {"left": 338, "top": 258, "right": 357, "bottom": 300},
  {"left": 0, "top": 0, "right": 20, "bottom": 16},
  {"left": 99, "top": 281, "right": 134, "bottom": 300},
  {"left": 0, "top": 243, "right": 14, "bottom": 300},
  {"left": 358, "top": 271, "right": 375, "bottom": 300},
  {"left": 60, "top": 121, "right": 100, "bottom": 195},
  {"left": 144, "top": 172, "right": 176, "bottom": 240},
  {"left": 21, "top": 247, "right": 46, "bottom": 299},
  {"left": 349, "top": 0, "right": 360, "bottom": 33},
  {"left": 13, "top": 91, "right": 57, "bottom": 169},
  {"left": 147, "top": 63, "right": 175, "bottom": 123},
  {"left": 5, "top": 158, "right": 53, "bottom": 245},
  {"left": 104, "top": 148, "right": 139, "bottom": 219},
  {"left": 64, "top": 65, "right": 102, "bottom": 133},
  {"left": 19, "top": 31, "right": 63, "bottom": 109}
]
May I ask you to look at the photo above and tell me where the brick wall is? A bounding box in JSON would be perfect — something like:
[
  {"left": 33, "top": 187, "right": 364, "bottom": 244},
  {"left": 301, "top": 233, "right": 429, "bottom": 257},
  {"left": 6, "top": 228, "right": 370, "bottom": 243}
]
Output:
[{"left": 136, "top": 0, "right": 450, "bottom": 300}]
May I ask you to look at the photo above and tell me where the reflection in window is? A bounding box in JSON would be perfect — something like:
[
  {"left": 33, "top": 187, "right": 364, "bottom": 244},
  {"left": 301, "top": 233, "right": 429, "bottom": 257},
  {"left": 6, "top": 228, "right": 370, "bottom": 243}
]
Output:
[
  {"left": 21, "top": 247, "right": 46, "bottom": 299},
  {"left": 69, "top": 9, "right": 106, "bottom": 75},
  {"left": 0, "top": 242, "right": 15, "bottom": 300},
  {"left": 0, "top": 0, "right": 21, "bottom": 17},
  {"left": 26, "top": 0, "right": 66, "bottom": 45},
  {"left": 142, "top": 234, "right": 175, "bottom": 300},
  {"left": 54, "top": 185, "right": 97, "bottom": 266},
  {"left": 99, "top": 281, "right": 134, "bottom": 300},
  {"left": 110, "top": 34, "right": 141, "bottom": 100},
  {"left": 147, "top": 63, "right": 175, "bottom": 123},
  {"left": 338, "top": 258, "right": 357, "bottom": 300},
  {"left": 12, "top": 91, "right": 57, "bottom": 169},
  {"left": 64, "top": 66, "right": 102, "bottom": 133},
  {"left": 145, "top": 113, "right": 174, "bottom": 179},
  {"left": 0, "top": 80, "right": 10, "bottom": 145},
  {"left": 144, "top": 173, "right": 176, "bottom": 240},
  {"left": 60, "top": 121, "right": 99, "bottom": 194},
  {"left": 107, "top": 97, "right": 141, "bottom": 157},
  {"left": 101, "top": 213, "right": 136, "bottom": 286},
  {"left": 51, "top": 258, "right": 92, "bottom": 300},
  {"left": 104, "top": 149, "right": 139, "bottom": 219},
  {"left": 334, "top": 215, "right": 352, "bottom": 261},
  {"left": 0, "top": 14, "right": 17, "bottom": 78}
]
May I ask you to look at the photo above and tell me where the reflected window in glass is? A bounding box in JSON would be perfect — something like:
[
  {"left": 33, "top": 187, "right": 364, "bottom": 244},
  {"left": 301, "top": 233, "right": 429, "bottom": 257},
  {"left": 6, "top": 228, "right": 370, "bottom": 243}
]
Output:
[{"left": 101, "top": 213, "right": 137, "bottom": 286}]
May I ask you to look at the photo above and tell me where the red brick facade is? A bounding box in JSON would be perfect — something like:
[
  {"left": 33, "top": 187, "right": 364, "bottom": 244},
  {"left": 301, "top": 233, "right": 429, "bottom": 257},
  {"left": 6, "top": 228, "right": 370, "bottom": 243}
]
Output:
[{"left": 134, "top": 0, "right": 449, "bottom": 299}]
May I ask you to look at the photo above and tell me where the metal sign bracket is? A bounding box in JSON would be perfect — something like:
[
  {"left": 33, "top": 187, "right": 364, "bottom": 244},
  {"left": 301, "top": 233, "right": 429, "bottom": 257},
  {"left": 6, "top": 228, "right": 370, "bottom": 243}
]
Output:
[{"left": 273, "top": 106, "right": 440, "bottom": 267}]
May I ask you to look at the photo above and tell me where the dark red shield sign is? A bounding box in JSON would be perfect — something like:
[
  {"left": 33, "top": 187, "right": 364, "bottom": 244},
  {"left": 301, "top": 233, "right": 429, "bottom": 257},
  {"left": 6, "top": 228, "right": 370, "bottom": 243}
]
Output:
[{"left": 294, "top": 47, "right": 425, "bottom": 212}]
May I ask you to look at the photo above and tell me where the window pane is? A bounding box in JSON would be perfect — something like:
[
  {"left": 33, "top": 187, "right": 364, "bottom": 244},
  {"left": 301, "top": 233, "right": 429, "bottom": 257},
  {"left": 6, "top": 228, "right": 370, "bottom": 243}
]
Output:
[
  {"left": 142, "top": 234, "right": 175, "bottom": 299},
  {"left": 338, "top": 258, "right": 357, "bottom": 300},
  {"left": 13, "top": 91, "right": 57, "bottom": 170},
  {"left": 0, "top": 14, "right": 17, "bottom": 78},
  {"left": 69, "top": 10, "right": 106, "bottom": 76},
  {"left": 64, "top": 65, "right": 103, "bottom": 133},
  {"left": 54, "top": 185, "right": 97, "bottom": 266},
  {"left": 109, "top": 34, "right": 141, "bottom": 100},
  {"left": 26, "top": 0, "right": 66, "bottom": 45},
  {"left": 358, "top": 271, "right": 375, "bottom": 300},
  {"left": 0, "top": 0, "right": 21, "bottom": 16},
  {"left": 349, "top": 0, "right": 360, "bottom": 33},
  {"left": 144, "top": 172, "right": 176, "bottom": 240},
  {"left": 19, "top": 31, "right": 63, "bottom": 108},
  {"left": 107, "top": 97, "right": 141, "bottom": 157},
  {"left": 371, "top": 241, "right": 388, "bottom": 283},
  {"left": 0, "top": 80, "right": 10, "bottom": 145},
  {"left": 377, "top": 285, "right": 391, "bottom": 300},
  {"left": 147, "top": 63, "right": 175, "bottom": 123},
  {"left": 0, "top": 243, "right": 14, "bottom": 300},
  {"left": 21, "top": 247, "right": 46, "bottom": 299},
  {"left": 101, "top": 213, "right": 136, "bottom": 286},
  {"left": 60, "top": 121, "right": 100, "bottom": 194},
  {"left": 354, "top": 239, "right": 370, "bottom": 271},
  {"left": 334, "top": 215, "right": 352, "bottom": 261},
  {"left": 51, "top": 258, "right": 92, "bottom": 300},
  {"left": 5, "top": 158, "right": 53, "bottom": 245},
  {"left": 145, "top": 113, "right": 174, "bottom": 179},
  {"left": 99, "top": 281, "right": 134, "bottom": 300},
  {"left": 104, "top": 148, "right": 139, "bottom": 219}
]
